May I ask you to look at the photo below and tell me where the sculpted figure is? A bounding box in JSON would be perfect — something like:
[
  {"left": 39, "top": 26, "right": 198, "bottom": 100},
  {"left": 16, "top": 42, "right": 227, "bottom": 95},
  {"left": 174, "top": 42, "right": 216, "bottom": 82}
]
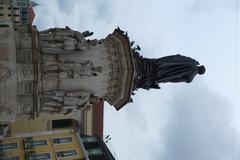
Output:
[
  {"left": 43, "top": 60, "right": 101, "bottom": 79},
  {"left": 135, "top": 54, "right": 206, "bottom": 90},
  {"left": 41, "top": 90, "right": 93, "bottom": 114},
  {"left": 40, "top": 26, "right": 93, "bottom": 54}
]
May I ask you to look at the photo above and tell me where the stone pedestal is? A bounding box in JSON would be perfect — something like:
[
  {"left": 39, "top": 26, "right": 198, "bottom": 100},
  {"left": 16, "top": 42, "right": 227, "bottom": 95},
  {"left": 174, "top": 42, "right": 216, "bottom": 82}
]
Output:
[{"left": 0, "top": 24, "right": 136, "bottom": 123}]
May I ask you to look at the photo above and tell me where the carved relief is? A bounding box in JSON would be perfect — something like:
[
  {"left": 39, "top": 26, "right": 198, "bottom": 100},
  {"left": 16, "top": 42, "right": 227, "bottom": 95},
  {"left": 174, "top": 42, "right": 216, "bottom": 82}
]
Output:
[
  {"left": 0, "top": 64, "right": 12, "bottom": 81},
  {"left": 17, "top": 49, "right": 32, "bottom": 63},
  {"left": 23, "top": 66, "right": 33, "bottom": 80},
  {"left": 23, "top": 67, "right": 33, "bottom": 75},
  {"left": 43, "top": 60, "right": 102, "bottom": 79},
  {"left": 42, "top": 53, "right": 58, "bottom": 65},
  {"left": 43, "top": 78, "right": 58, "bottom": 92},
  {"left": 20, "top": 33, "right": 30, "bottom": 41},
  {"left": 18, "top": 81, "right": 33, "bottom": 95},
  {"left": 24, "top": 81, "right": 33, "bottom": 95},
  {"left": 40, "top": 90, "right": 95, "bottom": 114},
  {"left": 40, "top": 27, "right": 91, "bottom": 54}
]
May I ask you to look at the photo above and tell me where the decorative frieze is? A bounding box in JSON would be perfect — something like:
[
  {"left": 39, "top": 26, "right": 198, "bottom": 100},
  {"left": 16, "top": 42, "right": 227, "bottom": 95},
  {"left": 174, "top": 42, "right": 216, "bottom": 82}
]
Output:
[{"left": 42, "top": 78, "right": 58, "bottom": 92}]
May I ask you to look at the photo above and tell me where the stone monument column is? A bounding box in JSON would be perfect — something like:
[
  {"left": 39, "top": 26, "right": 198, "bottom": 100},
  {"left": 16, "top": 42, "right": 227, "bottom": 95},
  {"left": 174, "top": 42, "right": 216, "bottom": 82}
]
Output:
[
  {"left": 0, "top": 24, "right": 205, "bottom": 123},
  {"left": 38, "top": 27, "right": 136, "bottom": 113}
]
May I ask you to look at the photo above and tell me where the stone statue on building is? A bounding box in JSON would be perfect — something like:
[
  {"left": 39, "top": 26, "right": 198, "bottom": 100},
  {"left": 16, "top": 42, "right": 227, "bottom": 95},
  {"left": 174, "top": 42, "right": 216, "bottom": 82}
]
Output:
[
  {"left": 40, "top": 26, "right": 97, "bottom": 54},
  {"left": 134, "top": 54, "right": 206, "bottom": 90},
  {"left": 41, "top": 90, "right": 98, "bottom": 114},
  {"left": 0, "top": 23, "right": 207, "bottom": 123},
  {"left": 43, "top": 60, "right": 102, "bottom": 79}
]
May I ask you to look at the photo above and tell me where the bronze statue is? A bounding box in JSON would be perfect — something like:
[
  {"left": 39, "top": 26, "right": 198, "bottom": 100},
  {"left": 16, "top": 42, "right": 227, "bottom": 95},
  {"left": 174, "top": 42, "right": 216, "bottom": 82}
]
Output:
[{"left": 134, "top": 54, "right": 206, "bottom": 90}]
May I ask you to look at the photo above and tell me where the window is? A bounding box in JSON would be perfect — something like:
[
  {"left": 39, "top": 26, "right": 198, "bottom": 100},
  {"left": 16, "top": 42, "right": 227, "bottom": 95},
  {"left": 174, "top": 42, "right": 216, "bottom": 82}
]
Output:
[
  {"left": 0, "top": 24, "right": 9, "bottom": 28},
  {"left": 0, "top": 143, "right": 18, "bottom": 151},
  {"left": 25, "top": 139, "right": 48, "bottom": 148},
  {"left": 21, "top": 13, "right": 28, "bottom": 24},
  {"left": 82, "top": 136, "right": 98, "bottom": 143},
  {"left": 52, "top": 119, "right": 73, "bottom": 129},
  {"left": 56, "top": 149, "right": 78, "bottom": 158},
  {"left": 17, "top": 2, "right": 28, "bottom": 7},
  {"left": 21, "top": 8, "right": 28, "bottom": 14},
  {"left": 53, "top": 137, "right": 73, "bottom": 144},
  {"left": 88, "top": 148, "right": 104, "bottom": 157},
  {"left": 27, "top": 153, "right": 51, "bottom": 160},
  {"left": 0, "top": 157, "right": 19, "bottom": 160}
]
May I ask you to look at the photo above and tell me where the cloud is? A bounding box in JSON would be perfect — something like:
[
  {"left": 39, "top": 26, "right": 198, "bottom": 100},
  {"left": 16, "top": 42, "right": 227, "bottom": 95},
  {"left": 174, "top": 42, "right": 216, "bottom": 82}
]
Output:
[
  {"left": 34, "top": 0, "right": 114, "bottom": 37},
  {"left": 58, "top": 0, "right": 113, "bottom": 20},
  {"left": 154, "top": 81, "right": 238, "bottom": 160},
  {"left": 33, "top": 1, "right": 240, "bottom": 160},
  {"left": 187, "top": 0, "right": 235, "bottom": 13}
]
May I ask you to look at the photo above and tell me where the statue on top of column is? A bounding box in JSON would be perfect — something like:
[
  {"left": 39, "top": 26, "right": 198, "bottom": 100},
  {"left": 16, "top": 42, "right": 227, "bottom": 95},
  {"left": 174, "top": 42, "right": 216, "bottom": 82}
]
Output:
[{"left": 133, "top": 54, "right": 206, "bottom": 90}]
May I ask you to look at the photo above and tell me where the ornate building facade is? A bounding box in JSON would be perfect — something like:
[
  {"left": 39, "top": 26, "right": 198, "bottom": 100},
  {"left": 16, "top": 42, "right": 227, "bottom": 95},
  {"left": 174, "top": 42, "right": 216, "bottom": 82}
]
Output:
[
  {"left": 0, "top": 23, "right": 135, "bottom": 126},
  {"left": 0, "top": 22, "right": 205, "bottom": 126},
  {"left": 0, "top": 117, "right": 115, "bottom": 160},
  {"left": 0, "top": 0, "right": 35, "bottom": 25}
]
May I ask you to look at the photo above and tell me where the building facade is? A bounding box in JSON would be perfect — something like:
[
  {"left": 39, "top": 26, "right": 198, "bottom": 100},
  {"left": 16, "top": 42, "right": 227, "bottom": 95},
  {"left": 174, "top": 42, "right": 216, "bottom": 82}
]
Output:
[
  {"left": 0, "top": 0, "right": 35, "bottom": 24},
  {"left": 0, "top": 129, "right": 86, "bottom": 160},
  {"left": 0, "top": 100, "right": 113, "bottom": 160},
  {"left": 0, "top": 128, "right": 115, "bottom": 160},
  {"left": 0, "top": 0, "right": 21, "bottom": 24},
  {"left": 4, "top": 101, "right": 104, "bottom": 139}
]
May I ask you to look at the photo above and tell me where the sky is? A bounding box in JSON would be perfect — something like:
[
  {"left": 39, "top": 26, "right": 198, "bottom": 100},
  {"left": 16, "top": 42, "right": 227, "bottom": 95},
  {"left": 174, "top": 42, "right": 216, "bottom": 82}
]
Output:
[{"left": 33, "top": 0, "right": 240, "bottom": 159}]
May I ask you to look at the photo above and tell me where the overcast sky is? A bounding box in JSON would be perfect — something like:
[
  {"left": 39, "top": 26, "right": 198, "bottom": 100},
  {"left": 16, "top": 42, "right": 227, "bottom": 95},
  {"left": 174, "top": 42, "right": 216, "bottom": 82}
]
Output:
[{"left": 34, "top": 0, "right": 240, "bottom": 159}]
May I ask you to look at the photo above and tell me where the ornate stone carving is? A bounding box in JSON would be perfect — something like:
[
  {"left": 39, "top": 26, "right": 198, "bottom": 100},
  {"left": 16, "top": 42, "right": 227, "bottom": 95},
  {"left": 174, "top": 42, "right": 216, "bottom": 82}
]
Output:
[
  {"left": 43, "top": 60, "right": 102, "bottom": 79},
  {"left": 40, "top": 26, "right": 93, "bottom": 54},
  {"left": 40, "top": 90, "right": 96, "bottom": 114},
  {"left": 0, "top": 63, "right": 12, "bottom": 81},
  {"left": 17, "top": 49, "right": 32, "bottom": 63},
  {"left": 43, "top": 78, "right": 58, "bottom": 92},
  {"left": 23, "top": 66, "right": 33, "bottom": 80},
  {"left": 18, "top": 81, "right": 33, "bottom": 95}
]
